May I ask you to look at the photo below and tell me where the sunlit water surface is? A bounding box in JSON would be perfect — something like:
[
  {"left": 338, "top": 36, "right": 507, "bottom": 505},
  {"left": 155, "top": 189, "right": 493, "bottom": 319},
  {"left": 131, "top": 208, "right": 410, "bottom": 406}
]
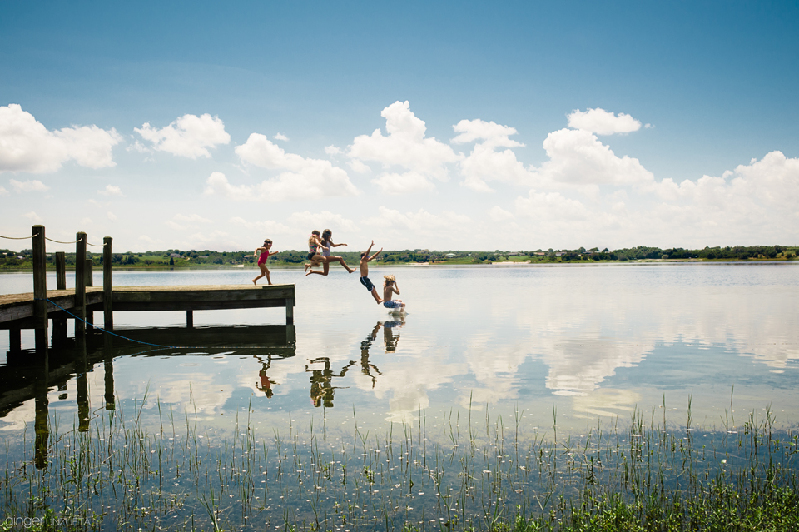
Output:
[{"left": 2, "top": 264, "right": 799, "bottom": 433}]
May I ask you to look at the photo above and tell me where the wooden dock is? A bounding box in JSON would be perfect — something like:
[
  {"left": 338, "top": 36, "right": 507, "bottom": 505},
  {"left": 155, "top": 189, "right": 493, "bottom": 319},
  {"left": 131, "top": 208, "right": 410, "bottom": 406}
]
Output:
[{"left": 1, "top": 225, "right": 295, "bottom": 353}]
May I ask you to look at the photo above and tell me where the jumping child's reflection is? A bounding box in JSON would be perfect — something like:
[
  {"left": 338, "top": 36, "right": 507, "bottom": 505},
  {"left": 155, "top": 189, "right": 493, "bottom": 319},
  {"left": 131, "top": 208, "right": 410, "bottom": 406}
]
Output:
[
  {"left": 306, "top": 357, "right": 350, "bottom": 407},
  {"left": 358, "top": 322, "right": 384, "bottom": 388},
  {"left": 382, "top": 316, "right": 405, "bottom": 353},
  {"left": 254, "top": 354, "right": 279, "bottom": 398}
]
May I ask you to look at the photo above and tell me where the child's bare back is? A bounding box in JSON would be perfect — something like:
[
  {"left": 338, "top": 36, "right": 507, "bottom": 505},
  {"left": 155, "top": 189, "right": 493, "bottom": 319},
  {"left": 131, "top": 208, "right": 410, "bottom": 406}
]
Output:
[{"left": 382, "top": 275, "right": 404, "bottom": 310}]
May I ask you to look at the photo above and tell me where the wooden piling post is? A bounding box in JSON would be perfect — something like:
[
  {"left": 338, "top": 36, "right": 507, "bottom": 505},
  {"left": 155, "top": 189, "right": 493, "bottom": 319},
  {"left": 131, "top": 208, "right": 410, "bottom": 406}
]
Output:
[
  {"left": 85, "top": 259, "right": 93, "bottom": 287},
  {"left": 186, "top": 310, "right": 194, "bottom": 328},
  {"left": 75, "top": 232, "right": 87, "bottom": 336},
  {"left": 103, "top": 237, "right": 113, "bottom": 329},
  {"left": 32, "top": 225, "right": 48, "bottom": 353},
  {"left": 285, "top": 296, "right": 294, "bottom": 325},
  {"left": 56, "top": 251, "right": 66, "bottom": 290},
  {"left": 9, "top": 328, "right": 22, "bottom": 352},
  {"left": 85, "top": 258, "right": 94, "bottom": 330},
  {"left": 53, "top": 251, "right": 68, "bottom": 346}
]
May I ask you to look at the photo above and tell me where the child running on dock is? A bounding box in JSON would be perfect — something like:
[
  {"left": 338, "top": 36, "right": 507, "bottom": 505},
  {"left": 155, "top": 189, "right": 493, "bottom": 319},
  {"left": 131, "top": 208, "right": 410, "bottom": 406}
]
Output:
[
  {"left": 383, "top": 275, "right": 405, "bottom": 311},
  {"left": 359, "top": 240, "right": 383, "bottom": 304},
  {"left": 253, "top": 239, "right": 277, "bottom": 285}
]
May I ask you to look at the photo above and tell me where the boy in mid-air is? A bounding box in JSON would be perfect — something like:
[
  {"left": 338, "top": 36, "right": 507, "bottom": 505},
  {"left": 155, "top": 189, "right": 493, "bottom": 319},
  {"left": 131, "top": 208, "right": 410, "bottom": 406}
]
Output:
[
  {"left": 383, "top": 275, "right": 405, "bottom": 311},
  {"left": 359, "top": 240, "right": 383, "bottom": 304}
]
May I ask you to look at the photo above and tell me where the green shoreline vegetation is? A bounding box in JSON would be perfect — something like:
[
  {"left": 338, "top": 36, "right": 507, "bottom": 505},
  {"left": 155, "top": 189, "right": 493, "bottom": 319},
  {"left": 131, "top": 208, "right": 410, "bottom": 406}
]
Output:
[
  {"left": 1, "top": 396, "right": 797, "bottom": 531},
  {"left": 1, "top": 245, "right": 797, "bottom": 271}
]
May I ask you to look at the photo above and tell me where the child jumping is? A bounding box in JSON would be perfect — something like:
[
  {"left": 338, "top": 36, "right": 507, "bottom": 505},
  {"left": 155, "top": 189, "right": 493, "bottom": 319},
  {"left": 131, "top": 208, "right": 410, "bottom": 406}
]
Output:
[
  {"left": 304, "top": 230, "right": 324, "bottom": 272},
  {"left": 253, "top": 239, "right": 277, "bottom": 285},
  {"left": 359, "top": 240, "right": 383, "bottom": 304},
  {"left": 383, "top": 275, "right": 405, "bottom": 311}
]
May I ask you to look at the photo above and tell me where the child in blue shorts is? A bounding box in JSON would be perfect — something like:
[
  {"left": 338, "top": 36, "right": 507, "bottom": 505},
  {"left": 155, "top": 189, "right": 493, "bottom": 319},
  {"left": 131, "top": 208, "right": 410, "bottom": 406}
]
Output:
[
  {"left": 382, "top": 275, "right": 405, "bottom": 310},
  {"left": 359, "top": 240, "right": 383, "bottom": 304}
]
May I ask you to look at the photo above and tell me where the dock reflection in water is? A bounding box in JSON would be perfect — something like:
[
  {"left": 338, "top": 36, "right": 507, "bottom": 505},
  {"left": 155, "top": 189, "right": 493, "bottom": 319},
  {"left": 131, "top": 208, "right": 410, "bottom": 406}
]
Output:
[{"left": 1, "top": 265, "right": 799, "bottom": 441}]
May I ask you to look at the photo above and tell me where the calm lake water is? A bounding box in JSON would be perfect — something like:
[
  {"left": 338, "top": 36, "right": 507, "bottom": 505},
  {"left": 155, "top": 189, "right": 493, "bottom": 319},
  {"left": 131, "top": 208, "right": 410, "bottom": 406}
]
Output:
[
  {"left": 2, "top": 263, "right": 798, "bottom": 433},
  {"left": 2, "top": 263, "right": 799, "bottom": 530}
]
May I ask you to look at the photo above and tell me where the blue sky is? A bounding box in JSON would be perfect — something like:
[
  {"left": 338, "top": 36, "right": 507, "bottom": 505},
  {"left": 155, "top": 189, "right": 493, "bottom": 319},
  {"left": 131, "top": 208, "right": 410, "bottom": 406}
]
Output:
[{"left": 1, "top": 1, "right": 798, "bottom": 252}]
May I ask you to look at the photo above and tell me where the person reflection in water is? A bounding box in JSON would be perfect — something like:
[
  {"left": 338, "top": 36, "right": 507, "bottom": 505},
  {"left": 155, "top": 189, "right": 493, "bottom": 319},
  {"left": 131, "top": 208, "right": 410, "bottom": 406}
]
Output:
[
  {"left": 306, "top": 357, "right": 351, "bottom": 407},
  {"left": 254, "top": 354, "right": 279, "bottom": 398},
  {"left": 382, "top": 316, "right": 405, "bottom": 352},
  {"left": 358, "top": 322, "right": 383, "bottom": 388}
]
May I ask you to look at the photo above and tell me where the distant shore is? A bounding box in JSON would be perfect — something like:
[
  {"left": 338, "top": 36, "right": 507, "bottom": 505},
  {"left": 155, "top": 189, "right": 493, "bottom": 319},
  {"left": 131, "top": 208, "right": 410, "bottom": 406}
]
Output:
[{"left": 1, "top": 244, "right": 796, "bottom": 271}]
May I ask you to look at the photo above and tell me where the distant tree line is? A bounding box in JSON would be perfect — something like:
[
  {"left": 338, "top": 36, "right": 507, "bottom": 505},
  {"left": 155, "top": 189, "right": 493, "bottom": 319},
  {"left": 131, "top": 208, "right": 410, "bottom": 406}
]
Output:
[{"left": 0, "top": 245, "right": 796, "bottom": 269}]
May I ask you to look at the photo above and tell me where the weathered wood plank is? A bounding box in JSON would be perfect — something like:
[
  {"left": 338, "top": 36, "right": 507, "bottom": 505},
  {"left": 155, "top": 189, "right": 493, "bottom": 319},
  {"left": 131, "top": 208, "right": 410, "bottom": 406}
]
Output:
[{"left": 1, "top": 285, "right": 294, "bottom": 325}]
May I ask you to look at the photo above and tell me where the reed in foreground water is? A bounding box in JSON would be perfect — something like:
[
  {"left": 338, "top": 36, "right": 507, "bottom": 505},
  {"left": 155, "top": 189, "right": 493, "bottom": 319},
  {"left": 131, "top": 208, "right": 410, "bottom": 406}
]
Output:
[{"left": 1, "top": 392, "right": 798, "bottom": 531}]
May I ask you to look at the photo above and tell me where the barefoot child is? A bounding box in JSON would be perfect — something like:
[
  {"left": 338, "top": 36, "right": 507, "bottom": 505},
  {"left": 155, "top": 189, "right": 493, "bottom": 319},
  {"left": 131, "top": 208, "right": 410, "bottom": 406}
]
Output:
[
  {"left": 383, "top": 275, "right": 405, "bottom": 311},
  {"left": 304, "top": 231, "right": 324, "bottom": 273},
  {"left": 306, "top": 229, "right": 355, "bottom": 276},
  {"left": 253, "top": 239, "right": 277, "bottom": 285},
  {"left": 359, "top": 240, "right": 383, "bottom": 304}
]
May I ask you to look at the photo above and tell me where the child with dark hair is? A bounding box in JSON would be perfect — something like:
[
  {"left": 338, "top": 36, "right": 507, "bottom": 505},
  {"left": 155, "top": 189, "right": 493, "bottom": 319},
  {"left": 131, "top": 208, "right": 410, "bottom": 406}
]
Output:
[
  {"left": 252, "top": 239, "right": 277, "bottom": 285},
  {"left": 304, "top": 230, "right": 323, "bottom": 272},
  {"left": 359, "top": 240, "right": 383, "bottom": 304}
]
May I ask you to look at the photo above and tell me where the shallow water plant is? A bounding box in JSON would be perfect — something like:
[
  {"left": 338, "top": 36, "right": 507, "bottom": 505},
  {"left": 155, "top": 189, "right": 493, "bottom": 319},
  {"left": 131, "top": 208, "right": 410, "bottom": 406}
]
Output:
[{"left": 1, "top": 395, "right": 798, "bottom": 531}]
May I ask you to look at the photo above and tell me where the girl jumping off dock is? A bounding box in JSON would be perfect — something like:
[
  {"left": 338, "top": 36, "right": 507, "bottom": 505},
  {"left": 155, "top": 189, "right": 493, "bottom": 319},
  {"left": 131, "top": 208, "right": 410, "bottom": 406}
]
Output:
[{"left": 306, "top": 229, "right": 355, "bottom": 276}]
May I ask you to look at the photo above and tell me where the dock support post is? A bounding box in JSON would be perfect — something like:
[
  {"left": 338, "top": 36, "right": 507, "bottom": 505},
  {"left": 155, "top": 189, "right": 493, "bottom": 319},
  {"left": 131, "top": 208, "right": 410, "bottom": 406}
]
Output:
[
  {"left": 52, "top": 319, "right": 68, "bottom": 349},
  {"left": 186, "top": 311, "right": 193, "bottom": 328},
  {"left": 76, "top": 337, "right": 89, "bottom": 432},
  {"left": 56, "top": 251, "right": 66, "bottom": 290},
  {"left": 53, "top": 251, "right": 69, "bottom": 347},
  {"left": 85, "top": 259, "right": 93, "bottom": 330},
  {"left": 34, "top": 361, "right": 49, "bottom": 470},
  {"left": 32, "top": 225, "right": 48, "bottom": 353},
  {"left": 285, "top": 297, "right": 294, "bottom": 325},
  {"left": 103, "top": 237, "right": 113, "bottom": 330},
  {"left": 104, "top": 354, "right": 115, "bottom": 410},
  {"left": 9, "top": 328, "right": 22, "bottom": 353},
  {"left": 75, "top": 232, "right": 87, "bottom": 337}
]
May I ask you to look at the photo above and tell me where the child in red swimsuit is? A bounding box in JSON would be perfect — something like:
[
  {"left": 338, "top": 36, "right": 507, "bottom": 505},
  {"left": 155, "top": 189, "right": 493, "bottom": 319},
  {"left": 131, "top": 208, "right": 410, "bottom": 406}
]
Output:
[{"left": 253, "top": 239, "right": 277, "bottom": 285}]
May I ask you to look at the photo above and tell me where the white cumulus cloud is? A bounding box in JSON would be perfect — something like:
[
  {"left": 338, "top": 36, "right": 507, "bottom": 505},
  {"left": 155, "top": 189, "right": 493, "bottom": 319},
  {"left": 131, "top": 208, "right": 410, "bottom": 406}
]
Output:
[
  {"left": 0, "top": 186, "right": 7, "bottom": 196},
  {"left": 0, "top": 104, "right": 120, "bottom": 173},
  {"left": 229, "top": 133, "right": 358, "bottom": 200},
  {"left": 530, "top": 128, "right": 654, "bottom": 188},
  {"left": 135, "top": 113, "right": 231, "bottom": 158},
  {"left": 24, "top": 211, "right": 42, "bottom": 222},
  {"left": 10, "top": 179, "right": 50, "bottom": 192},
  {"left": 372, "top": 171, "right": 436, "bottom": 195},
  {"left": 274, "top": 132, "right": 289, "bottom": 141},
  {"left": 567, "top": 108, "right": 643, "bottom": 135},
  {"left": 286, "top": 211, "right": 357, "bottom": 233},
  {"left": 348, "top": 101, "right": 460, "bottom": 183},
  {"left": 364, "top": 206, "right": 471, "bottom": 236},
  {"left": 98, "top": 185, "right": 122, "bottom": 196},
  {"left": 107, "top": 211, "right": 117, "bottom": 221}
]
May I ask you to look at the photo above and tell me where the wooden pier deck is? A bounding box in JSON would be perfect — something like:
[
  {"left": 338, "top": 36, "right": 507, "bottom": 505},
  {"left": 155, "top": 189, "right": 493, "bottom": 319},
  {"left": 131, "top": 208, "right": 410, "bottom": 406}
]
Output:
[
  {"left": 1, "top": 285, "right": 295, "bottom": 329},
  {"left": 2, "top": 226, "right": 296, "bottom": 353}
]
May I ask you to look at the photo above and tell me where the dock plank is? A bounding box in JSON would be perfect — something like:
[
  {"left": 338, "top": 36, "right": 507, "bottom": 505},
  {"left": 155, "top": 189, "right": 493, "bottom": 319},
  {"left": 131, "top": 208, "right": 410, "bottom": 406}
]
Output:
[{"left": 1, "top": 284, "right": 294, "bottom": 327}]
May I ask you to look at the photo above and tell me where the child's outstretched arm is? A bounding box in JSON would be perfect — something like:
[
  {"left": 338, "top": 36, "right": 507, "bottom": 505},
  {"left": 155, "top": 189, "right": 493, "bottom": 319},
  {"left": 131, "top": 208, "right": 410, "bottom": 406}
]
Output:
[
  {"left": 370, "top": 247, "right": 383, "bottom": 261},
  {"left": 363, "top": 240, "right": 374, "bottom": 257}
]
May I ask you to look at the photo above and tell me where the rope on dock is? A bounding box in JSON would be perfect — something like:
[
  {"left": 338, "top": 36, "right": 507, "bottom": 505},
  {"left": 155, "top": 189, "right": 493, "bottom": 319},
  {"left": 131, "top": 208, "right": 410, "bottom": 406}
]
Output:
[
  {"left": 0, "top": 234, "right": 100, "bottom": 246},
  {"left": 44, "top": 237, "right": 102, "bottom": 246},
  {"left": 35, "top": 298, "right": 175, "bottom": 349},
  {"left": 1, "top": 234, "right": 37, "bottom": 240}
]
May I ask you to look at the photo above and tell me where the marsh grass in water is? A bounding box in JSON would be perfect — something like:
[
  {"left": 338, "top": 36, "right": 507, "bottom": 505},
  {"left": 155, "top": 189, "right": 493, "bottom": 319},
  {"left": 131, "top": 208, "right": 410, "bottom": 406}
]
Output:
[{"left": 1, "top": 395, "right": 798, "bottom": 531}]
